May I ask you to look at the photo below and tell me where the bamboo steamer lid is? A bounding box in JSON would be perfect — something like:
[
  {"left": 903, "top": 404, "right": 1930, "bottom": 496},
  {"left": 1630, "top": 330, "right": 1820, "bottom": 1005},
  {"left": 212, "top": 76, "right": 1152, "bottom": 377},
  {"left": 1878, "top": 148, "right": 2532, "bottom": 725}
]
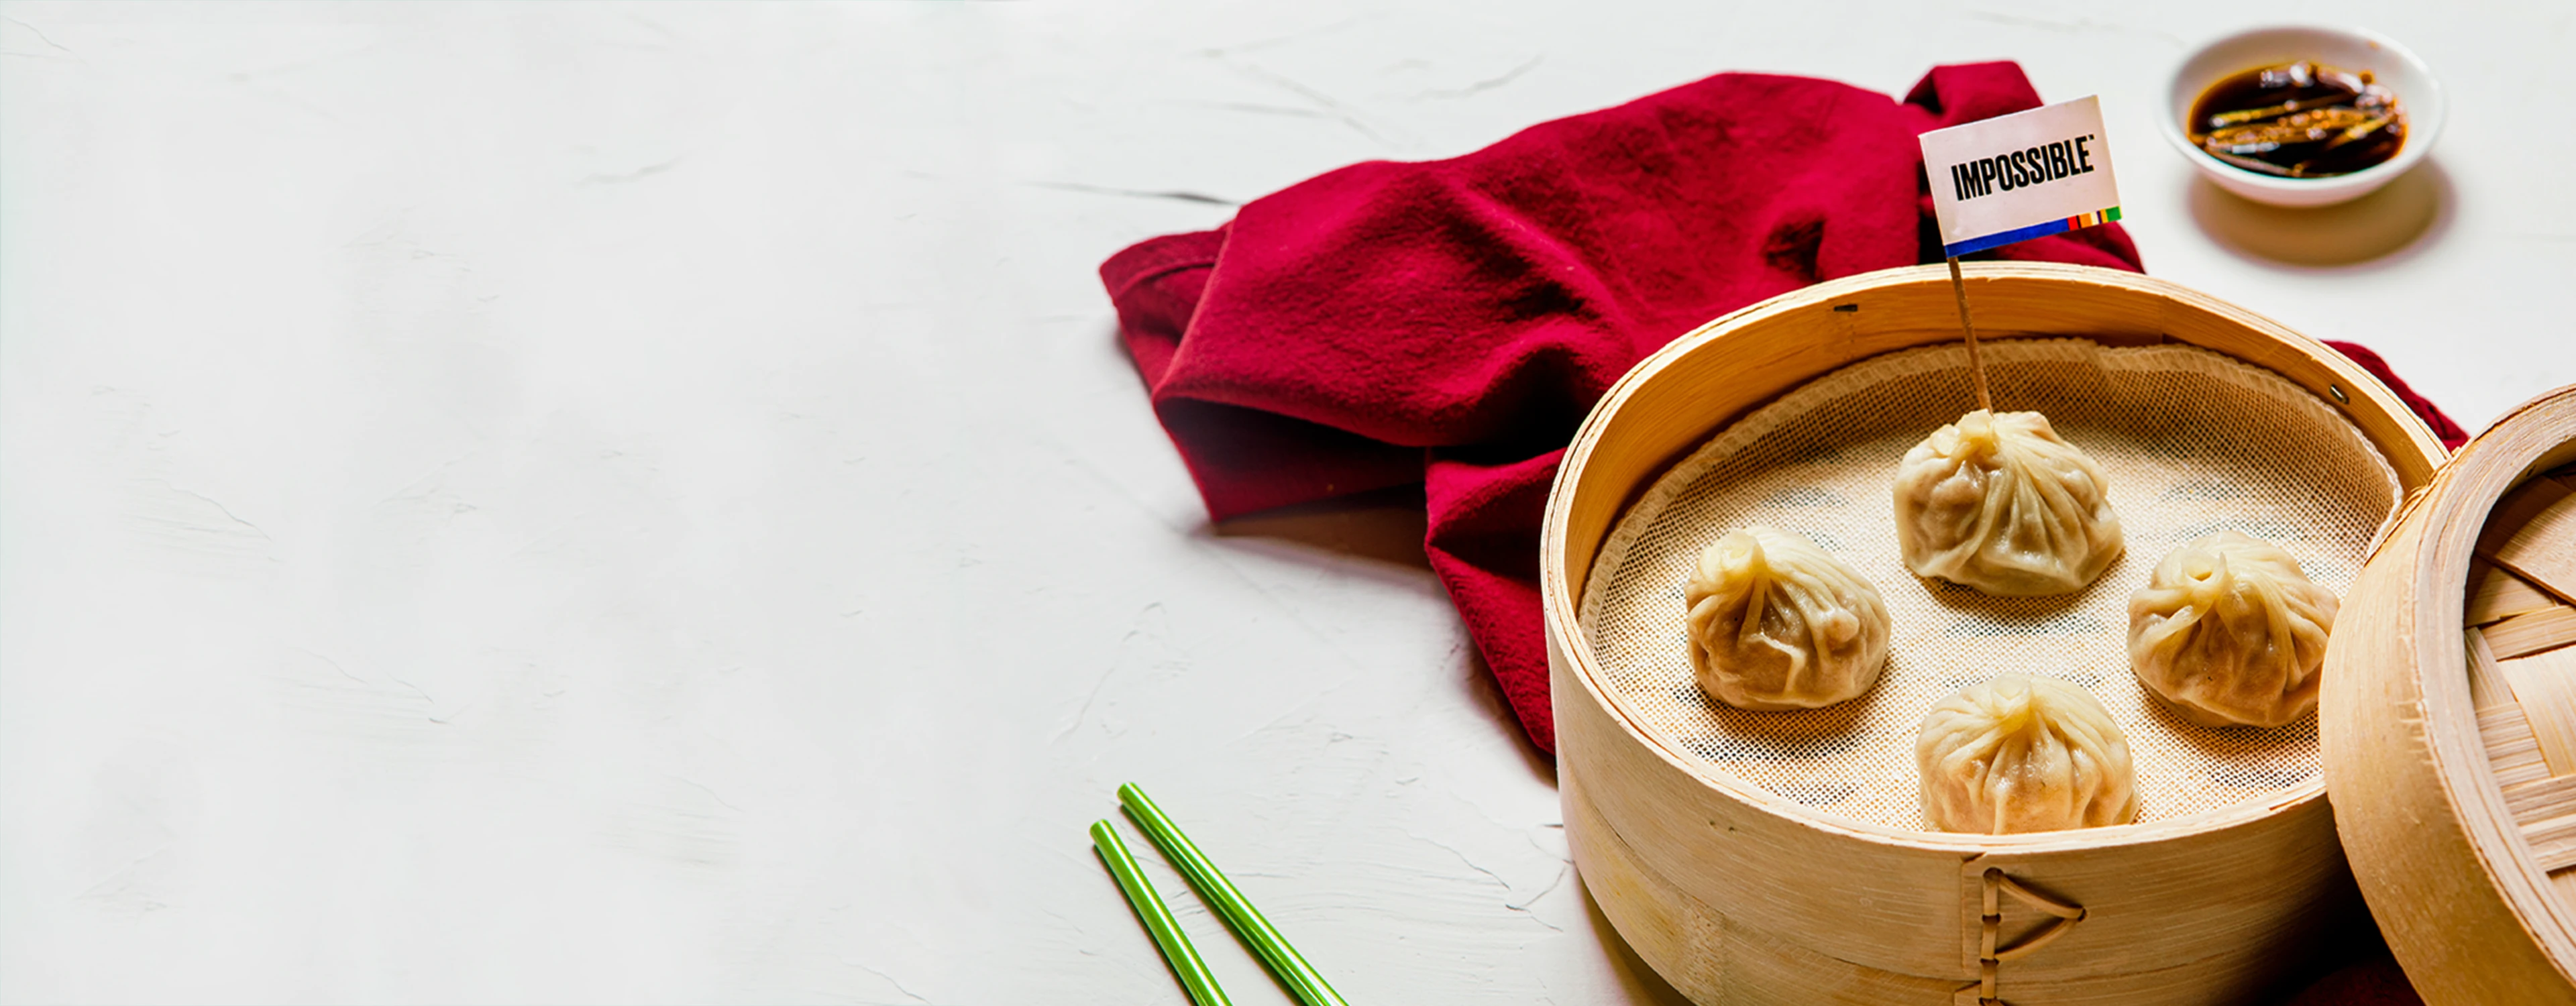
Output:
[
  {"left": 1542, "top": 262, "right": 2452, "bottom": 1005},
  {"left": 2322, "top": 383, "right": 2576, "bottom": 1005}
]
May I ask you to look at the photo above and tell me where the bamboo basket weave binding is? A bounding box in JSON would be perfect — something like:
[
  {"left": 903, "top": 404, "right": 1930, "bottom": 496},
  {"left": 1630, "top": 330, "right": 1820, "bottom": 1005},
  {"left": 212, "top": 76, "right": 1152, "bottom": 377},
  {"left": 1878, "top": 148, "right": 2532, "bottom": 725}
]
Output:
[
  {"left": 2323, "top": 384, "right": 2576, "bottom": 1006},
  {"left": 1542, "top": 263, "right": 2447, "bottom": 1005}
]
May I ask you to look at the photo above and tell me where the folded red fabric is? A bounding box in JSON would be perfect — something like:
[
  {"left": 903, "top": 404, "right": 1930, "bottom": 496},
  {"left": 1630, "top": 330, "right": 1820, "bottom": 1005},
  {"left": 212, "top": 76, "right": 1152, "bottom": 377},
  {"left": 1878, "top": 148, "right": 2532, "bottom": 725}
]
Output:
[
  {"left": 1102, "top": 62, "right": 2461, "bottom": 752},
  {"left": 2324, "top": 340, "right": 2469, "bottom": 451}
]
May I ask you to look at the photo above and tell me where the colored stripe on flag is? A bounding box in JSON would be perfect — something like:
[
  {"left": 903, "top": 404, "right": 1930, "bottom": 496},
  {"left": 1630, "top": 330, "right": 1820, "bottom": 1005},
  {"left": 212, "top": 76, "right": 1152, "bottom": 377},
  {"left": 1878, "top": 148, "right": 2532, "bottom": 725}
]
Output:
[{"left": 1942, "top": 206, "right": 2121, "bottom": 258}]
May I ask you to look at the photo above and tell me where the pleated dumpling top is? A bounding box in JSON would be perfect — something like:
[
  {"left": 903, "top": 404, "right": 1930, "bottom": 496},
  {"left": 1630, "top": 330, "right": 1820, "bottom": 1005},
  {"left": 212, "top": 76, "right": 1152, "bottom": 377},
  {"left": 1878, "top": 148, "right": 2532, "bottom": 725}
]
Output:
[
  {"left": 1682, "top": 526, "right": 1891, "bottom": 711},
  {"left": 1917, "top": 675, "right": 2138, "bottom": 834},
  {"left": 2129, "top": 530, "right": 2340, "bottom": 728},
  {"left": 1894, "top": 409, "right": 2125, "bottom": 596}
]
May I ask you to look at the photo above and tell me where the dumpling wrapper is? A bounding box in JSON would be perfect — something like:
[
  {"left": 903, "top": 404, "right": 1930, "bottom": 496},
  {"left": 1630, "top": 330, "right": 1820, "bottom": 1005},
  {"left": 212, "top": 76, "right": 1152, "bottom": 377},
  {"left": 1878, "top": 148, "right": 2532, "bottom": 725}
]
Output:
[
  {"left": 1682, "top": 526, "right": 1890, "bottom": 711},
  {"left": 2128, "top": 530, "right": 2339, "bottom": 728},
  {"left": 1917, "top": 675, "right": 2138, "bottom": 834},
  {"left": 1893, "top": 409, "right": 2124, "bottom": 596}
]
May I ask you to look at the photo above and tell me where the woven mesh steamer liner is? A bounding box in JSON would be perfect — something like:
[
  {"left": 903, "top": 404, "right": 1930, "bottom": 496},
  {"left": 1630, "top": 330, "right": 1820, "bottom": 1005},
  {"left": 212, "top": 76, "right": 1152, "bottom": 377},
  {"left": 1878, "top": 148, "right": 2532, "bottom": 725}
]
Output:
[{"left": 1577, "top": 337, "right": 2397, "bottom": 832}]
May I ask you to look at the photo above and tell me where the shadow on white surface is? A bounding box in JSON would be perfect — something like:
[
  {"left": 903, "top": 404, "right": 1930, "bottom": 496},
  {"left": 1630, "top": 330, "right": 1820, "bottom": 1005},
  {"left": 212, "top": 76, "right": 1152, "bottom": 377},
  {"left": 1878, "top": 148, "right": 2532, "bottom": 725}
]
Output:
[
  {"left": 1204, "top": 487, "right": 1564, "bottom": 783},
  {"left": 1209, "top": 485, "right": 1434, "bottom": 573},
  {"left": 1582, "top": 879, "right": 1695, "bottom": 1005},
  {"left": 2186, "top": 160, "right": 2453, "bottom": 270}
]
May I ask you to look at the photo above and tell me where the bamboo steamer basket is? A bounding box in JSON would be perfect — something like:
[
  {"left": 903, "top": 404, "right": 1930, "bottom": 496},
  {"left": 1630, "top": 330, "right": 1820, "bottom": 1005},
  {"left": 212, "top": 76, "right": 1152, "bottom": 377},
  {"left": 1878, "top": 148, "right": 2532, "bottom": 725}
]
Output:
[
  {"left": 2322, "top": 384, "right": 2576, "bottom": 1005},
  {"left": 1542, "top": 262, "right": 2448, "bottom": 1005}
]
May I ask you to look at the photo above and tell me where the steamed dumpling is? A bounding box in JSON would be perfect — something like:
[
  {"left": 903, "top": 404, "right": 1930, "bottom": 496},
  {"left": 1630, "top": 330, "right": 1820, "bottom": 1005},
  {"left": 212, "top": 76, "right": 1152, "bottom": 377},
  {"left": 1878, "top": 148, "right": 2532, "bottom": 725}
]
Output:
[
  {"left": 2128, "top": 530, "right": 2339, "bottom": 728},
  {"left": 1682, "top": 526, "right": 1890, "bottom": 710},
  {"left": 1893, "top": 410, "right": 2123, "bottom": 596},
  {"left": 1917, "top": 676, "right": 2137, "bottom": 834}
]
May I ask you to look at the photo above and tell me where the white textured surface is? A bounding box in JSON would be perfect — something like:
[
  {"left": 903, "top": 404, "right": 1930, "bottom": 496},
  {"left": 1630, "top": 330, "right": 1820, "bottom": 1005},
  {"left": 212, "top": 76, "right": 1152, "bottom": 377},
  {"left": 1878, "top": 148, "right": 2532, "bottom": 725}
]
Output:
[{"left": 1, "top": 2, "right": 2568, "bottom": 1003}]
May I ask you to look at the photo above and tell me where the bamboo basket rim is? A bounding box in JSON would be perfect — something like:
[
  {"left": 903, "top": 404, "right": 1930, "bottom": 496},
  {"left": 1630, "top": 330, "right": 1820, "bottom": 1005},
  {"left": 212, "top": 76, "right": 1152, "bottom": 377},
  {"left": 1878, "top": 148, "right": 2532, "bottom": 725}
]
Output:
[
  {"left": 2394, "top": 384, "right": 2576, "bottom": 964},
  {"left": 1540, "top": 261, "right": 2447, "bottom": 856}
]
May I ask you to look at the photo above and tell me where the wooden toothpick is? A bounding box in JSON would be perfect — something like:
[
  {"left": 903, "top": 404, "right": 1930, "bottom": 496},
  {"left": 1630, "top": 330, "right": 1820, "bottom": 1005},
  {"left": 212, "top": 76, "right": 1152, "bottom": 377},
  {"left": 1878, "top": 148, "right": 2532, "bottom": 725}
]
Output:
[{"left": 1947, "top": 256, "right": 1993, "bottom": 413}]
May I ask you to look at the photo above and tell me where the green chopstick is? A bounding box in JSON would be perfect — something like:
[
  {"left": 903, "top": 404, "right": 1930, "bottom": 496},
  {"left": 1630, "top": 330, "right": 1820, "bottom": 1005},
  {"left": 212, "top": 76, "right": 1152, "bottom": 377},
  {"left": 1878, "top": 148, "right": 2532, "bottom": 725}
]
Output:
[
  {"left": 1091, "top": 820, "right": 1233, "bottom": 1006},
  {"left": 1118, "top": 783, "right": 1349, "bottom": 1006}
]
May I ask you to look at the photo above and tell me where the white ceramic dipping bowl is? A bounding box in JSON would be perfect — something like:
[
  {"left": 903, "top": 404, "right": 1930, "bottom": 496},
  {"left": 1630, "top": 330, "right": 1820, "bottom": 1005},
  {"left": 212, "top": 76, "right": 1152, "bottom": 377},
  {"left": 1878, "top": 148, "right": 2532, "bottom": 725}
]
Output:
[{"left": 2163, "top": 25, "right": 2444, "bottom": 207}]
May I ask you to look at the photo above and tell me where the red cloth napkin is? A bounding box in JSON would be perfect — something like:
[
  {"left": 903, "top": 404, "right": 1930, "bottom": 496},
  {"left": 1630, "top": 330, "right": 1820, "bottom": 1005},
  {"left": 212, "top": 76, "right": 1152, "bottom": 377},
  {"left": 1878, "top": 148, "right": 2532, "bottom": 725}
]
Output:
[
  {"left": 2323, "top": 340, "right": 2469, "bottom": 451},
  {"left": 1102, "top": 62, "right": 2463, "bottom": 752}
]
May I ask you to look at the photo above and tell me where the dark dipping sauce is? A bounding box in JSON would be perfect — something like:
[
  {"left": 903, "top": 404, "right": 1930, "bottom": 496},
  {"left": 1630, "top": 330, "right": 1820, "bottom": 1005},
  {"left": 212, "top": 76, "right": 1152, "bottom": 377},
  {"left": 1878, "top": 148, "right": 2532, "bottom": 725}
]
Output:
[{"left": 2189, "top": 61, "right": 2406, "bottom": 178}]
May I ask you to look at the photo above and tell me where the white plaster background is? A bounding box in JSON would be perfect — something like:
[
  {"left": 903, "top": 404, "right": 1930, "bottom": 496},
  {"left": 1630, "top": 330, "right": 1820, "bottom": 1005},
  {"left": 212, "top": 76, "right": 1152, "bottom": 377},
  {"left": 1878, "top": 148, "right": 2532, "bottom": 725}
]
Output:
[{"left": 1, "top": 1, "right": 2569, "bottom": 1003}]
